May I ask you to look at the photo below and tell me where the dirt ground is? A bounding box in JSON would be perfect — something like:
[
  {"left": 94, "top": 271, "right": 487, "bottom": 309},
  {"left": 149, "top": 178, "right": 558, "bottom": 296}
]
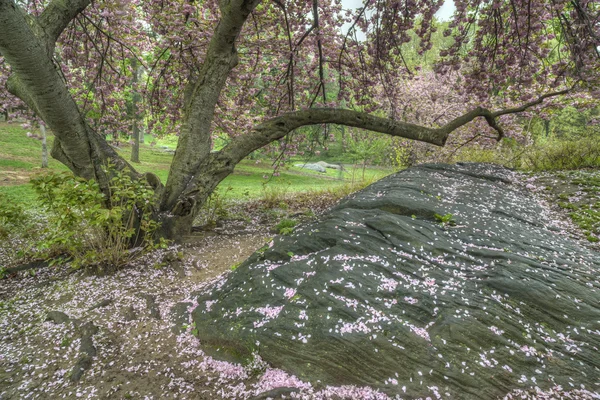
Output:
[
  {"left": 0, "top": 187, "right": 348, "bottom": 400},
  {"left": 0, "top": 223, "right": 278, "bottom": 399}
]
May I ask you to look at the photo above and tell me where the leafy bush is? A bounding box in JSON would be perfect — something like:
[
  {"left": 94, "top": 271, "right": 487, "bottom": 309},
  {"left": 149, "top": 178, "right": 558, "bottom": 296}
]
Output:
[
  {"left": 448, "top": 135, "right": 600, "bottom": 172},
  {"left": 0, "top": 193, "right": 28, "bottom": 239},
  {"left": 448, "top": 138, "right": 525, "bottom": 169},
  {"left": 275, "top": 218, "right": 297, "bottom": 235},
  {"left": 523, "top": 137, "right": 600, "bottom": 171},
  {"left": 30, "top": 169, "right": 164, "bottom": 273},
  {"left": 197, "top": 187, "right": 232, "bottom": 227}
]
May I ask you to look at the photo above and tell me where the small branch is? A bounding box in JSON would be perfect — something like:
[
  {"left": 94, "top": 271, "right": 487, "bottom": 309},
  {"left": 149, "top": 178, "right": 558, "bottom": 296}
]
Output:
[
  {"left": 312, "top": 0, "right": 326, "bottom": 104},
  {"left": 491, "top": 89, "right": 571, "bottom": 117}
]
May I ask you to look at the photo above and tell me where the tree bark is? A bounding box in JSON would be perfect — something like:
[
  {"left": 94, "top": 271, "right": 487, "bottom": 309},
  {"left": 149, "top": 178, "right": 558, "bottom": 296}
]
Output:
[
  {"left": 156, "top": 0, "right": 262, "bottom": 233},
  {"left": 131, "top": 119, "right": 140, "bottom": 163},
  {"left": 0, "top": 0, "right": 136, "bottom": 190},
  {"left": 40, "top": 123, "right": 48, "bottom": 168},
  {"left": 130, "top": 59, "right": 140, "bottom": 163}
]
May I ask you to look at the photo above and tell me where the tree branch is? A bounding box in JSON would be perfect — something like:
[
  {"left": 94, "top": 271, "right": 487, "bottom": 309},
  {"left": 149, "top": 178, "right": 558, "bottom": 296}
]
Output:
[
  {"left": 220, "top": 89, "right": 571, "bottom": 164},
  {"left": 491, "top": 89, "right": 571, "bottom": 117},
  {"left": 38, "top": 0, "right": 92, "bottom": 50}
]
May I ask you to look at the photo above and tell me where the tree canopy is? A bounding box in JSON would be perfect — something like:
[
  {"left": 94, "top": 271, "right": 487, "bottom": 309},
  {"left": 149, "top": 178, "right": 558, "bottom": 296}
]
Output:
[{"left": 0, "top": 0, "right": 598, "bottom": 238}]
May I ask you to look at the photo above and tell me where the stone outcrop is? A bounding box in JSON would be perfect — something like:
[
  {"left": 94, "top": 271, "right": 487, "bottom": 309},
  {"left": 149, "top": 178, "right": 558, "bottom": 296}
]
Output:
[{"left": 192, "top": 163, "right": 600, "bottom": 398}]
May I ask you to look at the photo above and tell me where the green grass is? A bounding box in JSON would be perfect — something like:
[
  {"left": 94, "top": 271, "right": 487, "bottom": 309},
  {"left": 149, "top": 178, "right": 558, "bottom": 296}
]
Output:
[{"left": 0, "top": 123, "right": 394, "bottom": 205}]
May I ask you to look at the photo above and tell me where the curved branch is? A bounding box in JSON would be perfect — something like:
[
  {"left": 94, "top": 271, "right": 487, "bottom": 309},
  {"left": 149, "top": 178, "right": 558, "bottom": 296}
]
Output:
[{"left": 220, "top": 89, "right": 571, "bottom": 164}]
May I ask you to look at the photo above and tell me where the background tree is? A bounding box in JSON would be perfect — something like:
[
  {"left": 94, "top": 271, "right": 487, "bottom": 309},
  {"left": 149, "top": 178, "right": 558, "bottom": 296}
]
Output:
[{"left": 0, "top": 0, "right": 598, "bottom": 240}]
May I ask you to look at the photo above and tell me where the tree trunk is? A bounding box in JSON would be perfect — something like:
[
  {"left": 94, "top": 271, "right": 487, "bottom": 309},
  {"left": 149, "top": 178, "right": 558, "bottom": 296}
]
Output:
[
  {"left": 40, "top": 123, "right": 48, "bottom": 168},
  {"left": 0, "top": 0, "right": 136, "bottom": 193},
  {"left": 155, "top": 0, "right": 262, "bottom": 237},
  {"left": 131, "top": 119, "right": 140, "bottom": 163},
  {"left": 130, "top": 58, "right": 140, "bottom": 163}
]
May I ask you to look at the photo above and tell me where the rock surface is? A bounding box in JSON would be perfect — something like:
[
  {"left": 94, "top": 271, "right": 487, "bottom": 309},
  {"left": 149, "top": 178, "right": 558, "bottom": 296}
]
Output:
[
  {"left": 294, "top": 163, "right": 326, "bottom": 173},
  {"left": 316, "top": 161, "right": 344, "bottom": 170},
  {"left": 192, "top": 163, "right": 600, "bottom": 399}
]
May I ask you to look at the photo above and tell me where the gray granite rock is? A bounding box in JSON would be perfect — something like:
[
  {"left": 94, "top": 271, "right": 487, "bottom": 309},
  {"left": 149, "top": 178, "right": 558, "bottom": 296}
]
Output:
[{"left": 192, "top": 163, "right": 600, "bottom": 398}]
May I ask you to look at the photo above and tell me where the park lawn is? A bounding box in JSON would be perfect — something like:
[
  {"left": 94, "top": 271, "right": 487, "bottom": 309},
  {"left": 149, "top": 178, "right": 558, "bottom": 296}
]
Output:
[{"left": 0, "top": 122, "right": 393, "bottom": 205}]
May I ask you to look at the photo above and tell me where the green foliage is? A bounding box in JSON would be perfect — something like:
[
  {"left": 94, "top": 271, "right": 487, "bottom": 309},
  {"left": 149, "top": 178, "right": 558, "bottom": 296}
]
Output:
[
  {"left": 451, "top": 135, "right": 600, "bottom": 172},
  {"left": 434, "top": 213, "right": 456, "bottom": 226},
  {"left": 390, "top": 141, "right": 414, "bottom": 170},
  {"left": 347, "top": 133, "right": 389, "bottom": 166},
  {"left": 198, "top": 186, "right": 232, "bottom": 227},
  {"left": 523, "top": 137, "right": 600, "bottom": 171},
  {"left": 30, "top": 168, "right": 165, "bottom": 273},
  {"left": 275, "top": 219, "right": 297, "bottom": 235},
  {"left": 261, "top": 183, "right": 290, "bottom": 208},
  {"left": 450, "top": 138, "right": 525, "bottom": 169},
  {"left": 0, "top": 193, "right": 28, "bottom": 239}
]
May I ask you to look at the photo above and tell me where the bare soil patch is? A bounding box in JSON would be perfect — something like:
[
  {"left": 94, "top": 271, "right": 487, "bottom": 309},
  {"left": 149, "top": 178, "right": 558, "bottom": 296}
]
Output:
[{"left": 0, "top": 223, "right": 272, "bottom": 400}]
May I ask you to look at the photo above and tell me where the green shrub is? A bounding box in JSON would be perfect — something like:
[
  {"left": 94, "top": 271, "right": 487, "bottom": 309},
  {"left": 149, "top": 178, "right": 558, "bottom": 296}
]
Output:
[
  {"left": 523, "top": 137, "right": 600, "bottom": 171},
  {"left": 434, "top": 213, "right": 456, "bottom": 226},
  {"left": 449, "top": 138, "right": 525, "bottom": 169},
  {"left": 30, "top": 169, "right": 165, "bottom": 273},
  {"left": 275, "top": 218, "right": 297, "bottom": 235},
  {"left": 0, "top": 193, "right": 28, "bottom": 239},
  {"left": 262, "top": 184, "right": 290, "bottom": 209},
  {"left": 197, "top": 186, "right": 232, "bottom": 227}
]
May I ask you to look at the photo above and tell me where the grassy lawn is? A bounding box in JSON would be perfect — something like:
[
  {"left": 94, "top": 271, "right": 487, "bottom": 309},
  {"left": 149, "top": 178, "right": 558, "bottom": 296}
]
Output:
[{"left": 0, "top": 122, "right": 394, "bottom": 205}]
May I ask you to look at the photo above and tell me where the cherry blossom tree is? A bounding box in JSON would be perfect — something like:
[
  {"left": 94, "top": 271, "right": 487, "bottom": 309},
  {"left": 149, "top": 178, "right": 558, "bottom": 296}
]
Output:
[{"left": 0, "top": 0, "right": 598, "bottom": 239}]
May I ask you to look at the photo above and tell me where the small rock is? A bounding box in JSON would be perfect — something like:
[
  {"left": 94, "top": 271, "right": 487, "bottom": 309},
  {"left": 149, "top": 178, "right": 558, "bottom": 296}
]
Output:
[
  {"left": 140, "top": 294, "right": 161, "bottom": 320},
  {"left": 70, "top": 355, "right": 92, "bottom": 382},
  {"left": 79, "top": 337, "right": 96, "bottom": 357},
  {"left": 78, "top": 321, "right": 99, "bottom": 338},
  {"left": 170, "top": 302, "right": 192, "bottom": 334},
  {"left": 45, "top": 311, "right": 70, "bottom": 324},
  {"left": 123, "top": 305, "right": 137, "bottom": 321},
  {"left": 249, "top": 387, "right": 299, "bottom": 400},
  {"left": 88, "top": 298, "right": 113, "bottom": 311}
]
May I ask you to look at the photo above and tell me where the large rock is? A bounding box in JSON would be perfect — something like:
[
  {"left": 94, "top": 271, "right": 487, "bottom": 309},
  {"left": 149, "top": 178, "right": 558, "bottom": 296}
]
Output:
[
  {"left": 294, "top": 163, "right": 326, "bottom": 173},
  {"left": 316, "top": 161, "right": 344, "bottom": 170},
  {"left": 193, "top": 163, "right": 600, "bottom": 398}
]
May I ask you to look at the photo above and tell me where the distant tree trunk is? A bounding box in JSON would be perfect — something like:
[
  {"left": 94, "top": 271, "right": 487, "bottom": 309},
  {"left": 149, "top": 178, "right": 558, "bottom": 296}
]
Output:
[
  {"left": 544, "top": 119, "right": 551, "bottom": 137},
  {"left": 131, "top": 120, "right": 140, "bottom": 163},
  {"left": 40, "top": 123, "right": 48, "bottom": 168},
  {"left": 130, "top": 59, "right": 140, "bottom": 163}
]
